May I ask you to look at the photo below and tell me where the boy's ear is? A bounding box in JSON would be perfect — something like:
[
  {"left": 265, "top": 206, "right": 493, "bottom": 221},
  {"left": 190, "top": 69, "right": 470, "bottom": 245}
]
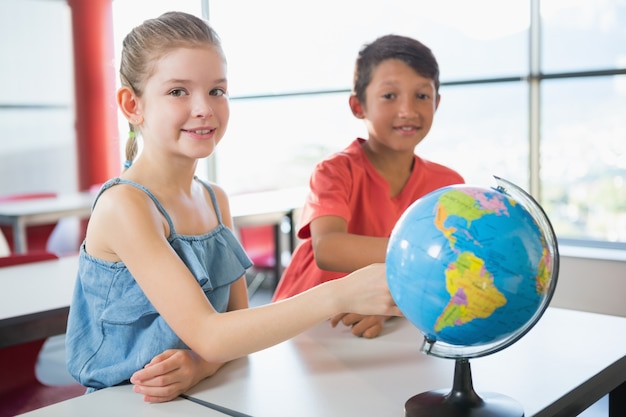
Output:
[
  {"left": 349, "top": 95, "right": 365, "bottom": 119},
  {"left": 117, "top": 86, "right": 142, "bottom": 123}
]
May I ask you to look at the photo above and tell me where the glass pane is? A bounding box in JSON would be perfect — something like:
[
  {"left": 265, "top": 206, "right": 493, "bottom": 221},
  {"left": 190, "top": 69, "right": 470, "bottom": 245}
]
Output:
[
  {"left": 209, "top": 0, "right": 529, "bottom": 96},
  {"left": 541, "top": 76, "right": 626, "bottom": 243},
  {"left": 541, "top": 0, "right": 626, "bottom": 73},
  {"left": 0, "top": 109, "right": 77, "bottom": 194},
  {"left": 216, "top": 82, "right": 529, "bottom": 196},
  {"left": 112, "top": 0, "right": 203, "bottom": 67},
  {"left": 216, "top": 93, "right": 363, "bottom": 194},
  {"left": 419, "top": 82, "right": 529, "bottom": 189},
  {"left": 0, "top": 0, "right": 73, "bottom": 104}
]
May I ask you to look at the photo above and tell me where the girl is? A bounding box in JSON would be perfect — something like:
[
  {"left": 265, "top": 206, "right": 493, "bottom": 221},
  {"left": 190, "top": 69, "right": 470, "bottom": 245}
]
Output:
[{"left": 65, "top": 11, "right": 399, "bottom": 403}]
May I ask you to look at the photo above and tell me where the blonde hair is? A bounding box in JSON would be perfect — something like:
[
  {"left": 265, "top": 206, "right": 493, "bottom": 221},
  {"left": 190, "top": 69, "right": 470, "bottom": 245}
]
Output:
[{"left": 119, "top": 11, "right": 223, "bottom": 169}]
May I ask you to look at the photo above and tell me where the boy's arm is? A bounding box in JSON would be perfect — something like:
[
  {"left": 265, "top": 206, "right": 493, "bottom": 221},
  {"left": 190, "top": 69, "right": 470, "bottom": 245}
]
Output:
[
  {"left": 310, "top": 216, "right": 392, "bottom": 339},
  {"left": 310, "top": 215, "right": 388, "bottom": 273}
]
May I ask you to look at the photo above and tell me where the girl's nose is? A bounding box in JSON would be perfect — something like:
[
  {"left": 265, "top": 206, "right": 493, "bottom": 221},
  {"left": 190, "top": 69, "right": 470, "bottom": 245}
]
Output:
[{"left": 193, "top": 97, "right": 213, "bottom": 118}]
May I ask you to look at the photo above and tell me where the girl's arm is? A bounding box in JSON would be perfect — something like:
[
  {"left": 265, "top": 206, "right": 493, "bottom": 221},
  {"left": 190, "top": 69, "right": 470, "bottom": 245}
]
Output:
[{"left": 91, "top": 184, "right": 400, "bottom": 365}]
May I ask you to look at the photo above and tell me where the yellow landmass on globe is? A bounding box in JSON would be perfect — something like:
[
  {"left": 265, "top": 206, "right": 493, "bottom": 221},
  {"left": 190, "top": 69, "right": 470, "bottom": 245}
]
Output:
[
  {"left": 536, "top": 247, "right": 551, "bottom": 294},
  {"left": 434, "top": 251, "right": 507, "bottom": 333}
]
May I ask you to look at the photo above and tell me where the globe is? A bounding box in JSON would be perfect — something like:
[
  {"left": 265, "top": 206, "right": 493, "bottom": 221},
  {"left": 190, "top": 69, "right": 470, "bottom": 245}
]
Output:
[{"left": 386, "top": 176, "right": 559, "bottom": 417}]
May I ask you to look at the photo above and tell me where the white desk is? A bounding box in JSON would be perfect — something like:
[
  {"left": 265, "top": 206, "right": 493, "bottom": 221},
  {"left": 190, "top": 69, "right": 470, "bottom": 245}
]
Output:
[
  {"left": 0, "top": 193, "right": 93, "bottom": 253},
  {"left": 17, "top": 384, "right": 228, "bottom": 417},
  {"left": 0, "top": 256, "right": 77, "bottom": 348},
  {"left": 229, "top": 187, "right": 308, "bottom": 228},
  {"left": 14, "top": 307, "right": 626, "bottom": 416},
  {"left": 183, "top": 307, "right": 626, "bottom": 417}
]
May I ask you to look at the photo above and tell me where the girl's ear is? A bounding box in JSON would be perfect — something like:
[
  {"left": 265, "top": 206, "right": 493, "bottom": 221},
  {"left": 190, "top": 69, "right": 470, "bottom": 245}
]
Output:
[
  {"left": 349, "top": 95, "right": 365, "bottom": 119},
  {"left": 117, "top": 86, "right": 142, "bottom": 123}
]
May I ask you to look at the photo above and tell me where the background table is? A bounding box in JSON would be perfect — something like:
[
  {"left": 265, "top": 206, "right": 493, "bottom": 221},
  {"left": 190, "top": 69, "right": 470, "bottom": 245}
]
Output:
[
  {"left": 229, "top": 187, "right": 308, "bottom": 253},
  {"left": 0, "top": 188, "right": 305, "bottom": 255},
  {"left": 0, "top": 193, "right": 93, "bottom": 253},
  {"left": 0, "top": 256, "right": 77, "bottom": 348},
  {"left": 184, "top": 307, "right": 626, "bottom": 417}
]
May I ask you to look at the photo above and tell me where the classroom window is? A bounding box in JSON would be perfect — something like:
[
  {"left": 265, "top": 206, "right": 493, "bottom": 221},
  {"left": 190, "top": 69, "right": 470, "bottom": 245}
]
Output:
[
  {"left": 208, "top": 0, "right": 626, "bottom": 249},
  {"left": 2, "top": 0, "right": 624, "bottom": 250}
]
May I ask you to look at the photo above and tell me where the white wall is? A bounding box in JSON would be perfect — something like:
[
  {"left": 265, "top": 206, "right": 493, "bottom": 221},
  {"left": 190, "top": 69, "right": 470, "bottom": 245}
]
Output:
[{"left": 550, "top": 253, "right": 626, "bottom": 318}]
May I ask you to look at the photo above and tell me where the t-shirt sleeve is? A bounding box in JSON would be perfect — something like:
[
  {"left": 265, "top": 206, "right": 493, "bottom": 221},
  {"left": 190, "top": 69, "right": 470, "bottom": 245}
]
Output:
[{"left": 297, "top": 156, "right": 354, "bottom": 240}]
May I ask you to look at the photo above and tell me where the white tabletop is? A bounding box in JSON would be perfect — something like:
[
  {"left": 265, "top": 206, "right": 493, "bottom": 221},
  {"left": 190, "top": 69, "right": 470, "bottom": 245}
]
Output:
[
  {"left": 16, "top": 385, "right": 227, "bottom": 417},
  {"left": 0, "top": 192, "right": 94, "bottom": 253},
  {"left": 0, "top": 255, "right": 78, "bottom": 347},
  {"left": 11, "top": 305, "right": 625, "bottom": 416},
  {"left": 228, "top": 187, "right": 308, "bottom": 227},
  {"left": 0, "top": 193, "right": 94, "bottom": 219},
  {"left": 184, "top": 307, "right": 626, "bottom": 417},
  {"left": 0, "top": 255, "right": 77, "bottom": 322}
]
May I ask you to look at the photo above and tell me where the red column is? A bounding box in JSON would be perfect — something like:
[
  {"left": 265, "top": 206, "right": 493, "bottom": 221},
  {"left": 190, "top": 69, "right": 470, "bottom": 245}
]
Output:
[{"left": 68, "top": 0, "right": 119, "bottom": 191}]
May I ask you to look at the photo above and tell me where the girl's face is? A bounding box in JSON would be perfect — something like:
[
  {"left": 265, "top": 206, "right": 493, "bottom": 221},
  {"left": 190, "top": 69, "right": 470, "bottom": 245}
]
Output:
[
  {"left": 137, "top": 45, "right": 229, "bottom": 162},
  {"left": 356, "top": 59, "right": 439, "bottom": 154}
]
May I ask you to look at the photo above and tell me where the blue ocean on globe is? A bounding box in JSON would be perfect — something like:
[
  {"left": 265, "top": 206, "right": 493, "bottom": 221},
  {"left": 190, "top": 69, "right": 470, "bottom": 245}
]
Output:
[{"left": 386, "top": 181, "right": 557, "bottom": 358}]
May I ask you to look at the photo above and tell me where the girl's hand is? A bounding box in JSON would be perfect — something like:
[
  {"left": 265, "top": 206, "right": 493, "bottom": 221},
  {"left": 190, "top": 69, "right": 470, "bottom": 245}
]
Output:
[
  {"left": 337, "top": 263, "right": 402, "bottom": 318},
  {"left": 130, "top": 349, "right": 223, "bottom": 402}
]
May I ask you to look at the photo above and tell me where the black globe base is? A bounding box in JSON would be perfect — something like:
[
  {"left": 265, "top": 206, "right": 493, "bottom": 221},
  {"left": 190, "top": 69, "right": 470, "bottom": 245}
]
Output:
[
  {"left": 404, "top": 359, "right": 524, "bottom": 417},
  {"left": 405, "top": 389, "right": 524, "bottom": 417}
]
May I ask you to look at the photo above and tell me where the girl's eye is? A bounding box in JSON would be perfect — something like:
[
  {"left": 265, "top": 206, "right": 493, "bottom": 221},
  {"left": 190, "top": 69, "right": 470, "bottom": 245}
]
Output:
[
  {"left": 382, "top": 93, "right": 395, "bottom": 100},
  {"left": 210, "top": 88, "right": 227, "bottom": 97},
  {"left": 169, "top": 89, "right": 188, "bottom": 97}
]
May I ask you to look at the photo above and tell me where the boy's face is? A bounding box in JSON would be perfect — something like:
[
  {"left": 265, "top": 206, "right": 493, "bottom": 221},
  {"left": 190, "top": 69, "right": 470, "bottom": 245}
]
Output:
[{"left": 353, "top": 59, "right": 440, "bottom": 154}]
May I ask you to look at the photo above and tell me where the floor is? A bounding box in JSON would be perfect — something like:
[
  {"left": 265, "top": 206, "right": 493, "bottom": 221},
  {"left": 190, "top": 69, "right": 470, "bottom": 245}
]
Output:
[
  {"left": 579, "top": 396, "right": 608, "bottom": 417},
  {"left": 247, "top": 272, "right": 275, "bottom": 307}
]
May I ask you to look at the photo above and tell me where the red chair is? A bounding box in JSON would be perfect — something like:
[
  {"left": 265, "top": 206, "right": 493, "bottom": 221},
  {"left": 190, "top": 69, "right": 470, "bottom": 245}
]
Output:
[
  {"left": 238, "top": 224, "right": 281, "bottom": 296},
  {"left": 0, "top": 253, "right": 85, "bottom": 416},
  {"left": 0, "top": 340, "right": 86, "bottom": 417},
  {"left": 0, "top": 192, "right": 58, "bottom": 254},
  {"left": 0, "top": 230, "right": 9, "bottom": 257},
  {"left": 0, "top": 252, "right": 59, "bottom": 267}
]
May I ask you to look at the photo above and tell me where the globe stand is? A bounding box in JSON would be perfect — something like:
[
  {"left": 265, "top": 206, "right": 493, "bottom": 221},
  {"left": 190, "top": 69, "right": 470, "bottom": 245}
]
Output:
[{"left": 404, "top": 358, "right": 524, "bottom": 417}]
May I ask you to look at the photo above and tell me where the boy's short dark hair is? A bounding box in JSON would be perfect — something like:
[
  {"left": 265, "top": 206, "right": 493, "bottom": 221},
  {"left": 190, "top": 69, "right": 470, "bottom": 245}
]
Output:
[{"left": 353, "top": 34, "right": 440, "bottom": 103}]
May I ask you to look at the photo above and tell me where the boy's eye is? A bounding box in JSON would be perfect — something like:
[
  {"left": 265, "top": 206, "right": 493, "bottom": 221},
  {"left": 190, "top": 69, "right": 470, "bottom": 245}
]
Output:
[
  {"left": 168, "top": 89, "right": 188, "bottom": 97},
  {"left": 417, "top": 93, "right": 430, "bottom": 100}
]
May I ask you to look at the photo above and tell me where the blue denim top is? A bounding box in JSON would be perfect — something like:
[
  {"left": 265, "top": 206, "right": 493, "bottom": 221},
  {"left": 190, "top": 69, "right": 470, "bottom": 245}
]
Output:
[{"left": 66, "top": 177, "right": 252, "bottom": 390}]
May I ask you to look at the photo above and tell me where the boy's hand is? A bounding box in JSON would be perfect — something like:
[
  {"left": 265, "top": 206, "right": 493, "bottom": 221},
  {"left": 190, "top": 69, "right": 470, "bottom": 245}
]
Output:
[{"left": 330, "top": 313, "right": 388, "bottom": 338}]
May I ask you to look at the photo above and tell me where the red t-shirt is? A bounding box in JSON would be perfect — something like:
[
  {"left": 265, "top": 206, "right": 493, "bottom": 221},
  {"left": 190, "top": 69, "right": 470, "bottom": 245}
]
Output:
[{"left": 272, "top": 138, "right": 464, "bottom": 301}]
